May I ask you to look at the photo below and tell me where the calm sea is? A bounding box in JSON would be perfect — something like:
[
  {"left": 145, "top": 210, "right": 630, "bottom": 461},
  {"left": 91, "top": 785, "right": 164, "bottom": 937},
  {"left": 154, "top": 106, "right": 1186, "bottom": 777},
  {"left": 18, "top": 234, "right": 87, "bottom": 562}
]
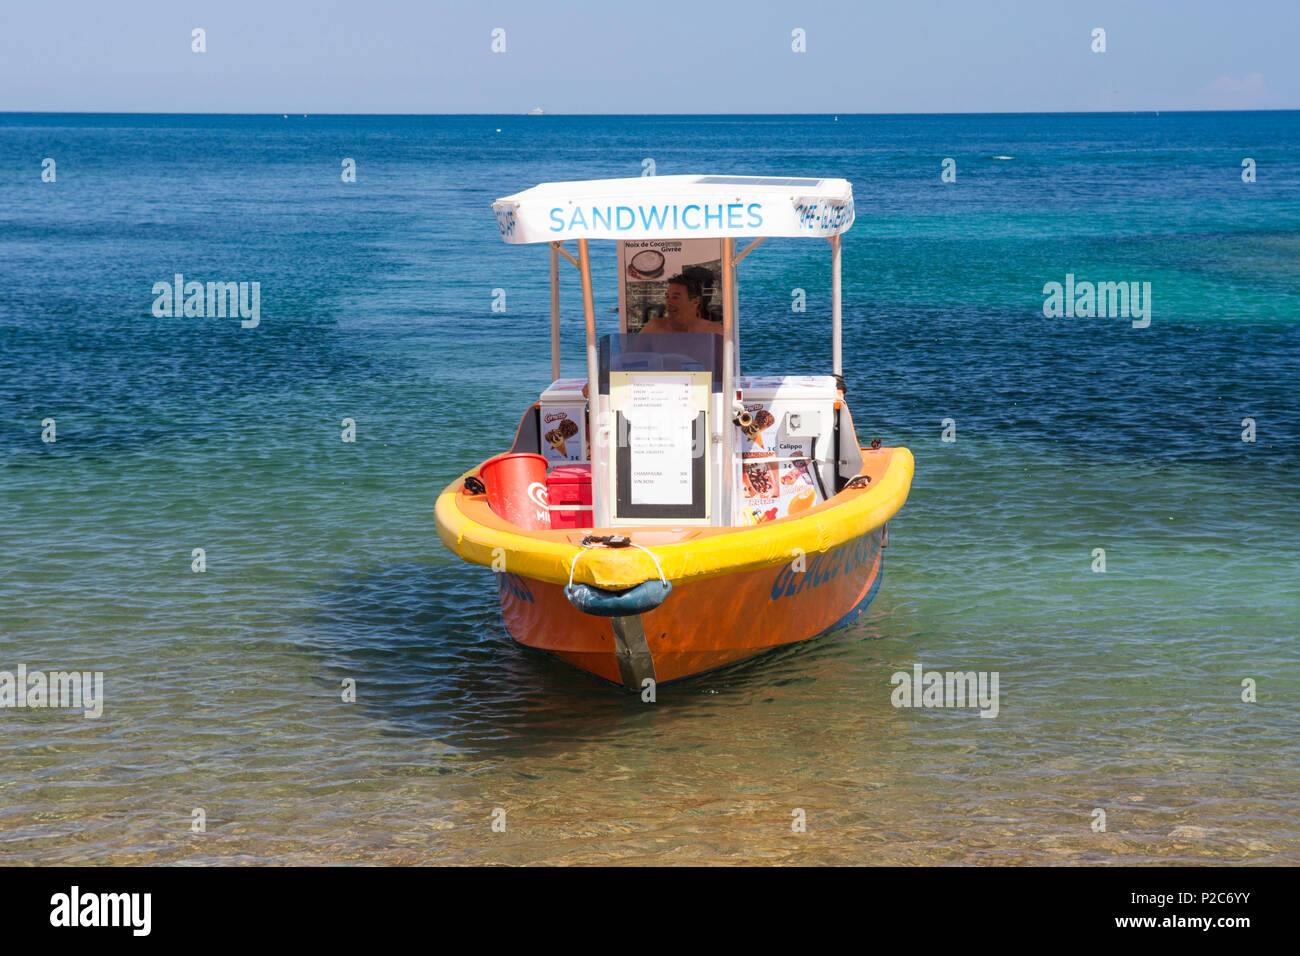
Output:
[{"left": 1, "top": 113, "right": 1297, "bottom": 864}]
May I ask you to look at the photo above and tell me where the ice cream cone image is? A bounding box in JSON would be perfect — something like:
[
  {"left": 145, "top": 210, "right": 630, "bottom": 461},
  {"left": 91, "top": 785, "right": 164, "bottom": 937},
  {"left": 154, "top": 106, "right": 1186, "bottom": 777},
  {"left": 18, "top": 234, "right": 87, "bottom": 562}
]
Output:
[
  {"left": 545, "top": 418, "right": 579, "bottom": 458},
  {"left": 741, "top": 408, "right": 776, "bottom": 448}
]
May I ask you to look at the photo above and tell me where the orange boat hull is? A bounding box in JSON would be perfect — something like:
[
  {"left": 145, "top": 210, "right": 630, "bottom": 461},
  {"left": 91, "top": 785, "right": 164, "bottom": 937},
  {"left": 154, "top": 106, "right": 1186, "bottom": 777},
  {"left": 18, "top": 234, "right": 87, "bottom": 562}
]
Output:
[{"left": 496, "top": 527, "right": 885, "bottom": 687}]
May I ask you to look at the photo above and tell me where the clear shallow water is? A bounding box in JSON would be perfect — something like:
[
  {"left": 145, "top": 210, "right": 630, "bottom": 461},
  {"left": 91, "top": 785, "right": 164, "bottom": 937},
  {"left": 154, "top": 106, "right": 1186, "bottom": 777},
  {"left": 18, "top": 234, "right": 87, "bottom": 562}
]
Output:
[{"left": 1, "top": 113, "right": 1298, "bottom": 864}]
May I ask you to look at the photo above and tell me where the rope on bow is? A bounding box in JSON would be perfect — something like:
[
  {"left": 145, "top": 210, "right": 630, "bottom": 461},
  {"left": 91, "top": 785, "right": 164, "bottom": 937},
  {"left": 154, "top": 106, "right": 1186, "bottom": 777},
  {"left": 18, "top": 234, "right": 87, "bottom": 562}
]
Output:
[{"left": 568, "top": 539, "right": 668, "bottom": 590}]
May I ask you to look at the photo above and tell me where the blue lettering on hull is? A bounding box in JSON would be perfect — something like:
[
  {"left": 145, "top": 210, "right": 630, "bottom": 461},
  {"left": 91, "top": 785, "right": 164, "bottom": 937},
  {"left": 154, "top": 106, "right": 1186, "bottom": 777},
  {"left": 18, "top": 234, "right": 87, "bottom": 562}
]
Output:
[
  {"left": 496, "top": 572, "right": 535, "bottom": 604},
  {"left": 770, "top": 532, "right": 880, "bottom": 601}
]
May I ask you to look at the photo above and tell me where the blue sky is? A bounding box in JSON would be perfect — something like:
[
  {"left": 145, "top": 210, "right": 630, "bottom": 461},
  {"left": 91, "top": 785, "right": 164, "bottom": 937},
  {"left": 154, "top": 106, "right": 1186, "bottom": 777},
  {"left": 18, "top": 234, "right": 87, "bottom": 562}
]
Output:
[{"left": 0, "top": 0, "right": 1293, "bottom": 113}]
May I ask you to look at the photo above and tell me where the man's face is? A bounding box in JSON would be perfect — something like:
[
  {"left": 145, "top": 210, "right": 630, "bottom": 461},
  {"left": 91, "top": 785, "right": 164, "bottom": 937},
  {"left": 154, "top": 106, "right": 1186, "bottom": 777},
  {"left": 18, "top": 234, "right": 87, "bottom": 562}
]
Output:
[{"left": 664, "top": 282, "right": 698, "bottom": 329}]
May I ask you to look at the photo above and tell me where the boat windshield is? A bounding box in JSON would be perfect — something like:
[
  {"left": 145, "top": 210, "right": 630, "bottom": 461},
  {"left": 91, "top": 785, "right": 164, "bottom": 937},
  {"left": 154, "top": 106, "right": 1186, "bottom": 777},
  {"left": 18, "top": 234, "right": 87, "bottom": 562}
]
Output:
[{"left": 598, "top": 333, "right": 723, "bottom": 395}]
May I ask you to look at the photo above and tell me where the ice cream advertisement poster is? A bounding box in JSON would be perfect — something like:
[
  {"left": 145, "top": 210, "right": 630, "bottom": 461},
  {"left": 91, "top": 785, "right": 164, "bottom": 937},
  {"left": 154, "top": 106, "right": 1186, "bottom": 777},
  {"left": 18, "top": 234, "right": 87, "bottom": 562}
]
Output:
[
  {"left": 541, "top": 409, "right": 585, "bottom": 462},
  {"left": 623, "top": 239, "right": 685, "bottom": 281},
  {"left": 737, "top": 401, "right": 776, "bottom": 451},
  {"left": 619, "top": 237, "right": 723, "bottom": 332},
  {"left": 778, "top": 457, "right": 818, "bottom": 516},
  {"left": 739, "top": 449, "right": 818, "bottom": 520},
  {"left": 737, "top": 402, "right": 818, "bottom": 524},
  {"left": 740, "top": 453, "right": 779, "bottom": 522}
]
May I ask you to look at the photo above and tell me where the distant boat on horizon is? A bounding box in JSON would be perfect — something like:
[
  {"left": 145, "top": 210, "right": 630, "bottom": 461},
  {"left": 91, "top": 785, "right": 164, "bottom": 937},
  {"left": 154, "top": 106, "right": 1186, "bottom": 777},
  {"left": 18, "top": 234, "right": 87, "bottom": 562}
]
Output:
[{"left": 526, "top": 107, "right": 544, "bottom": 116}]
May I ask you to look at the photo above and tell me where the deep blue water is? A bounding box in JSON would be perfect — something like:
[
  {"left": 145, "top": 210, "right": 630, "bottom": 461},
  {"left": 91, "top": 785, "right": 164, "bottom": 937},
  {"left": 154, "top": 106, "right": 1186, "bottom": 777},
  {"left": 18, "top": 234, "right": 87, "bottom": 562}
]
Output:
[{"left": 1, "top": 113, "right": 1297, "bottom": 864}]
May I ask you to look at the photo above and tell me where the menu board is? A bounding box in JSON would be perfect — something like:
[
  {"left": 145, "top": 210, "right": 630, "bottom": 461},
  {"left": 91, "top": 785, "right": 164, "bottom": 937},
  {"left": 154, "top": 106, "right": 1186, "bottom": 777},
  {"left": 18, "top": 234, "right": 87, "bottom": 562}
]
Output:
[
  {"left": 608, "top": 369, "right": 710, "bottom": 522},
  {"left": 627, "top": 375, "right": 693, "bottom": 505}
]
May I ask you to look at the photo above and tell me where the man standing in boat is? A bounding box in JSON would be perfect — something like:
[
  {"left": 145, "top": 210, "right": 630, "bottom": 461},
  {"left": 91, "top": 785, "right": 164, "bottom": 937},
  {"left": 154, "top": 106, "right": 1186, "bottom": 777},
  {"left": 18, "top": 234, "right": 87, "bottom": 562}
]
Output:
[
  {"left": 583, "top": 269, "right": 723, "bottom": 399},
  {"left": 639, "top": 270, "right": 722, "bottom": 335}
]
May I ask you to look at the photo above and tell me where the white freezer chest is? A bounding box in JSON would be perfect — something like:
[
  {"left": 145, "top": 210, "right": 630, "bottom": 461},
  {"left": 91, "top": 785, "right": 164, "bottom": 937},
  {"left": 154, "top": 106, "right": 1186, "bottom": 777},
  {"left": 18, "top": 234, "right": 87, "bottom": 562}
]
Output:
[
  {"left": 733, "top": 375, "right": 839, "bottom": 525},
  {"left": 538, "top": 378, "right": 589, "bottom": 465}
]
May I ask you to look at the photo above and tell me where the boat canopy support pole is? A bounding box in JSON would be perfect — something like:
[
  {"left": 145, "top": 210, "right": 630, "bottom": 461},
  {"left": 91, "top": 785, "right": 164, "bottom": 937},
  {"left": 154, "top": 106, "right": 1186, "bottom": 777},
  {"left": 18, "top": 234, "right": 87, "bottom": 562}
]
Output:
[
  {"left": 549, "top": 243, "right": 560, "bottom": 379},
  {"left": 734, "top": 237, "right": 765, "bottom": 265},
  {"left": 577, "top": 238, "right": 608, "bottom": 526},
  {"left": 830, "top": 234, "right": 842, "bottom": 376},
  {"left": 721, "top": 237, "right": 736, "bottom": 527},
  {"left": 554, "top": 242, "right": 580, "bottom": 269}
]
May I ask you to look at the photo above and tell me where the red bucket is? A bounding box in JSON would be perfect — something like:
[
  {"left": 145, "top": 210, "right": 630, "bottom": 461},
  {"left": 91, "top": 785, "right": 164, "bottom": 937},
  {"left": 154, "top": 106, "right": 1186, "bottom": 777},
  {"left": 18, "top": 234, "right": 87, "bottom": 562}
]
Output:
[{"left": 479, "top": 453, "right": 550, "bottom": 530}]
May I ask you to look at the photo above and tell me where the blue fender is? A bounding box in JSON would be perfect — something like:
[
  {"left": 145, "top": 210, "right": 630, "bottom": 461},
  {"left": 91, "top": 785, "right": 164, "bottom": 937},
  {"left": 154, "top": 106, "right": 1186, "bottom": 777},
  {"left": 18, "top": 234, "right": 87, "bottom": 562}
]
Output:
[{"left": 564, "top": 580, "right": 672, "bottom": 617}]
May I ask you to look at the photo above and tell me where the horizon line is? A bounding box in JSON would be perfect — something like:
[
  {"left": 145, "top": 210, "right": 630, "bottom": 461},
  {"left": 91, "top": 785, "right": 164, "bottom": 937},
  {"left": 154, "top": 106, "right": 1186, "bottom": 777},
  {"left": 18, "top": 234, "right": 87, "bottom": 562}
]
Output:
[{"left": 2, "top": 108, "right": 1297, "bottom": 117}]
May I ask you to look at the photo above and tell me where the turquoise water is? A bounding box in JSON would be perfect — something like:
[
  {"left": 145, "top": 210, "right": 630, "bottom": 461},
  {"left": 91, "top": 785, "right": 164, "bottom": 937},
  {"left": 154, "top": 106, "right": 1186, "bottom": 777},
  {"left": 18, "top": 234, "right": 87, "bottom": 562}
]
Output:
[{"left": 1, "top": 113, "right": 1297, "bottom": 864}]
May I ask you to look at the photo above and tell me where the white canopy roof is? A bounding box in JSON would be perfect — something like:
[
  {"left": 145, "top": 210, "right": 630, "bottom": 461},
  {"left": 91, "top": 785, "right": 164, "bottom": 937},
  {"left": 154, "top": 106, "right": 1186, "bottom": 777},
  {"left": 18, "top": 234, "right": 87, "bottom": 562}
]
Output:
[{"left": 492, "top": 174, "right": 854, "bottom": 244}]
